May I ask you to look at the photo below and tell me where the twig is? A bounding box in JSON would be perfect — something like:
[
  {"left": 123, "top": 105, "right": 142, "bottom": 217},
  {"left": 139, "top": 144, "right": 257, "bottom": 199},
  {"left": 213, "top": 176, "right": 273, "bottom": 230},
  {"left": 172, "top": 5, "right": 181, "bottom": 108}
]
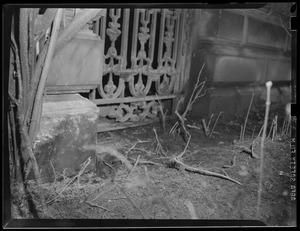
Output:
[
  {"left": 256, "top": 124, "right": 264, "bottom": 140},
  {"left": 272, "top": 115, "right": 278, "bottom": 141},
  {"left": 46, "top": 157, "right": 91, "bottom": 204},
  {"left": 206, "top": 114, "right": 214, "bottom": 135},
  {"left": 242, "top": 93, "right": 254, "bottom": 141},
  {"left": 175, "top": 110, "right": 190, "bottom": 142},
  {"left": 173, "top": 157, "right": 242, "bottom": 186},
  {"left": 177, "top": 133, "right": 191, "bottom": 159},
  {"left": 187, "top": 124, "right": 201, "bottom": 130},
  {"left": 257, "top": 81, "right": 273, "bottom": 219},
  {"left": 128, "top": 157, "right": 161, "bottom": 166},
  {"left": 50, "top": 160, "right": 57, "bottom": 184},
  {"left": 239, "top": 125, "right": 243, "bottom": 141},
  {"left": 129, "top": 155, "right": 140, "bottom": 175},
  {"left": 153, "top": 128, "right": 166, "bottom": 157},
  {"left": 170, "top": 64, "right": 206, "bottom": 136},
  {"left": 119, "top": 186, "right": 147, "bottom": 219},
  {"left": 84, "top": 201, "right": 109, "bottom": 211},
  {"left": 125, "top": 140, "right": 149, "bottom": 157},
  {"left": 209, "top": 111, "right": 223, "bottom": 138}
]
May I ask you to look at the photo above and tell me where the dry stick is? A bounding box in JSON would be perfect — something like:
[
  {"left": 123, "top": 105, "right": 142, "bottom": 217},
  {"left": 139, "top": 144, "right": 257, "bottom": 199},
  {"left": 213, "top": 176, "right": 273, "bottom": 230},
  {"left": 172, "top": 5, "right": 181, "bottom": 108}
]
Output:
[
  {"left": 173, "top": 157, "right": 242, "bottom": 186},
  {"left": 206, "top": 113, "right": 214, "bottom": 136},
  {"left": 257, "top": 81, "right": 273, "bottom": 219},
  {"left": 119, "top": 186, "right": 147, "bottom": 219},
  {"left": 187, "top": 124, "right": 201, "bottom": 130},
  {"left": 153, "top": 128, "right": 166, "bottom": 156},
  {"left": 266, "top": 120, "right": 274, "bottom": 140},
  {"left": 177, "top": 134, "right": 191, "bottom": 159},
  {"left": 272, "top": 115, "right": 278, "bottom": 141},
  {"left": 256, "top": 124, "right": 264, "bottom": 140},
  {"left": 29, "top": 9, "right": 63, "bottom": 142},
  {"left": 170, "top": 63, "right": 206, "bottom": 135},
  {"left": 175, "top": 110, "right": 190, "bottom": 143},
  {"left": 242, "top": 93, "right": 254, "bottom": 141},
  {"left": 239, "top": 125, "right": 243, "bottom": 141},
  {"left": 129, "top": 155, "right": 141, "bottom": 175},
  {"left": 128, "top": 157, "right": 161, "bottom": 166},
  {"left": 209, "top": 111, "right": 223, "bottom": 138}
]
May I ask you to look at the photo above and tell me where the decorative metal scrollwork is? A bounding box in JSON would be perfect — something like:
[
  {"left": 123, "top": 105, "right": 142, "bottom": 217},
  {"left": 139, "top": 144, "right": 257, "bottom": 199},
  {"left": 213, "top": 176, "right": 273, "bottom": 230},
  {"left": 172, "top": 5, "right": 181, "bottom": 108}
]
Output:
[
  {"left": 96, "top": 8, "right": 184, "bottom": 123},
  {"left": 107, "top": 101, "right": 159, "bottom": 122}
]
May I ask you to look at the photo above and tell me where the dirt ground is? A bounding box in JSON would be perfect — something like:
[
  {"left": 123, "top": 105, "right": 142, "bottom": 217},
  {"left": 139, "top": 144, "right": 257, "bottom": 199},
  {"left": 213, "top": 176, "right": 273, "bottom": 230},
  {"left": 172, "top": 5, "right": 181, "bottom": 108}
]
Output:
[{"left": 20, "top": 106, "right": 295, "bottom": 227}]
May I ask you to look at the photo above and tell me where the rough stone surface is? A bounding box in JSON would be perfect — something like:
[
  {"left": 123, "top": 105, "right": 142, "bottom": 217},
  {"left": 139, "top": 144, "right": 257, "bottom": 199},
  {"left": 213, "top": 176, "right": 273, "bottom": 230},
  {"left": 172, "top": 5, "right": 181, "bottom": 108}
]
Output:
[{"left": 31, "top": 94, "right": 99, "bottom": 183}]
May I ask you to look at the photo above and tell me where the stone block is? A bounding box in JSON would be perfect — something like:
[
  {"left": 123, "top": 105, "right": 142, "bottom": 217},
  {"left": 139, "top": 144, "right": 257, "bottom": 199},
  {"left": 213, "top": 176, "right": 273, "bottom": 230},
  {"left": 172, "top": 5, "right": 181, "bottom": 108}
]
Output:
[{"left": 32, "top": 94, "right": 99, "bottom": 183}]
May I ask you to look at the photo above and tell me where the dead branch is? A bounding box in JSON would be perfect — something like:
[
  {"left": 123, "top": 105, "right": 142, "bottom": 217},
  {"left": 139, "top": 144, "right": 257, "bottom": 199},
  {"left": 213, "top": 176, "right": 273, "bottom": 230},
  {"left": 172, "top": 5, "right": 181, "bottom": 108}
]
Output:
[
  {"left": 170, "top": 64, "right": 206, "bottom": 139},
  {"left": 172, "top": 157, "right": 242, "bottom": 186},
  {"left": 153, "top": 128, "right": 167, "bottom": 157}
]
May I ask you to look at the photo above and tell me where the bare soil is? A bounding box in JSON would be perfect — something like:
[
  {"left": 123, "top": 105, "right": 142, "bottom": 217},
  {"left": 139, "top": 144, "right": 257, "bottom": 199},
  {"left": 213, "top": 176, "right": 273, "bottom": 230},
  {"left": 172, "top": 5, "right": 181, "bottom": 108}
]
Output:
[{"left": 23, "top": 111, "right": 294, "bottom": 226}]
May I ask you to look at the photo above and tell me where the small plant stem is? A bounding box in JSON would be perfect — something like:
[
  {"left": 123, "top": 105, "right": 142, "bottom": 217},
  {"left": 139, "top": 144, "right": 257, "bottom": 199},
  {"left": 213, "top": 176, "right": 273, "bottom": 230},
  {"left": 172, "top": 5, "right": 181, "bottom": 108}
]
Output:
[{"left": 257, "top": 81, "right": 272, "bottom": 219}]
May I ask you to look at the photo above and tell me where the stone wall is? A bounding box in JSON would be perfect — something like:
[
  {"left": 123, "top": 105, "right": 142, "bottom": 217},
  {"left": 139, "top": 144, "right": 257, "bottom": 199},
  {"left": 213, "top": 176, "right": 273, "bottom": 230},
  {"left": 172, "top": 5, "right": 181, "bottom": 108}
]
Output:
[{"left": 30, "top": 94, "right": 99, "bottom": 183}]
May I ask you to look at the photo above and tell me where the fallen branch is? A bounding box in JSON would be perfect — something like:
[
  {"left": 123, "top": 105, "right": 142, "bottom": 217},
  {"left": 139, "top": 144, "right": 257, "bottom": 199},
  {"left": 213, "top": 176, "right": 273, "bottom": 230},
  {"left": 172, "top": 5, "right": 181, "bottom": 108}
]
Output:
[{"left": 172, "top": 157, "right": 242, "bottom": 186}]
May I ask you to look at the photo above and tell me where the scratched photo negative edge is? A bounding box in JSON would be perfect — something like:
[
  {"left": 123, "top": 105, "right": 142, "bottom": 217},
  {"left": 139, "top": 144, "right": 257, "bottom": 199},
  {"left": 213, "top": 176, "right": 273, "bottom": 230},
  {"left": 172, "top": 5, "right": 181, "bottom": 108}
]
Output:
[{"left": 3, "top": 1, "right": 295, "bottom": 228}]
